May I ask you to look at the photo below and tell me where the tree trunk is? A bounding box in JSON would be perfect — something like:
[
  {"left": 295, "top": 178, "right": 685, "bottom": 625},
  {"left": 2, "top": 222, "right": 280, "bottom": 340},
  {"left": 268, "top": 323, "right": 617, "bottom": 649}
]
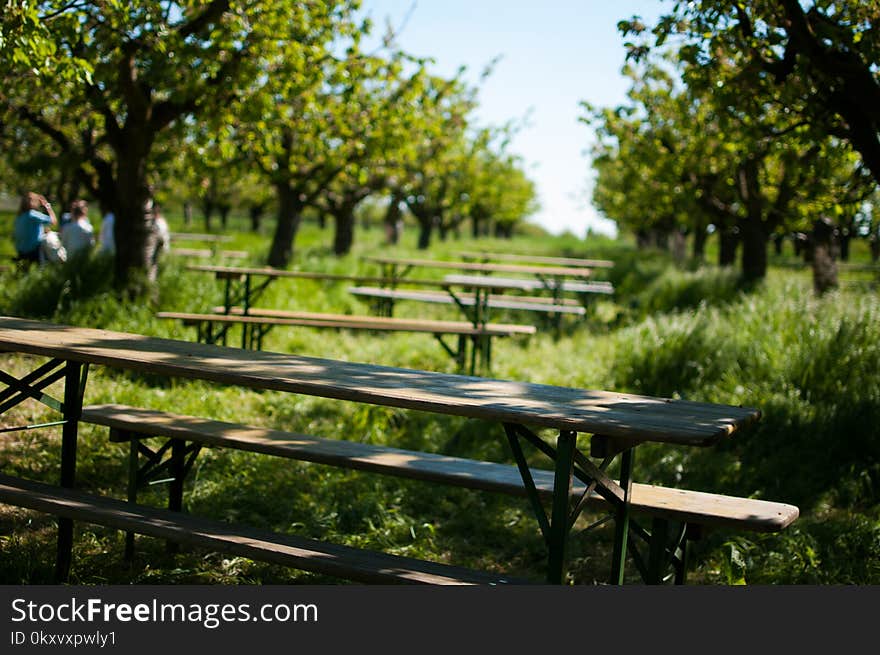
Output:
[
  {"left": 692, "top": 226, "right": 707, "bottom": 262},
  {"left": 740, "top": 219, "right": 769, "bottom": 282},
  {"left": 773, "top": 233, "right": 784, "bottom": 255},
  {"left": 249, "top": 204, "right": 264, "bottom": 233},
  {"left": 202, "top": 200, "right": 214, "bottom": 232},
  {"left": 184, "top": 202, "right": 193, "bottom": 227},
  {"left": 384, "top": 194, "right": 402, "bottom": 245},
  {"left": 333, "top": 209, "right": 355, "bottom": 256},
  {"left": 811, "top": 217, "right": 838, "bottom": 294},
  {"left": 719, "top": 228, "right": 739, "bottom": 266},
  {"left": 268, "top": 183, "right": 303, "bottom": 267},
  {"left": 871, "top": 235, "right": 880, "bottom": 263},
  {"left": 671, "top": 229, "right": 687, "bottom": 264},
  {"left": 219, "top": 205, "right": 231, "bottom": 230},
  {"left": 417, "top": 218, "right": 433, "bottom": 250},
  {"left": 111, "top": 141, "right": 157, "bottom": 293},
  {"left": 838, "top": 229, "right": 851, "bottom": 261}
]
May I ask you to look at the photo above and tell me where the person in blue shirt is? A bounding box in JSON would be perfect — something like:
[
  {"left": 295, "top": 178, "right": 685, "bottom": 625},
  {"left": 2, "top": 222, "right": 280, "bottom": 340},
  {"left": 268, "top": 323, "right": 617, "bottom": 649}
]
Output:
[{"left": 14, "top": 192, "right": 57, "bottom": 262}]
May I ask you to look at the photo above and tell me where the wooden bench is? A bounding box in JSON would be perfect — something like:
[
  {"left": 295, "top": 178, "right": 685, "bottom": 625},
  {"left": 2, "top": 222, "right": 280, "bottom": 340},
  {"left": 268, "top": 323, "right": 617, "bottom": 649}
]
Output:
[
  {"left": 443, "top": 274, "right": 614, "bottom": 296},
  {"left": 79, "top": 404, "right": 799, "bottom": 584},
  {"left": 348, "top": 286, "right": 587, "bottom": 318},
  {"left": 0, "top": 473, "right": 518, "bottom": 585},
  {"left": 156, "top": 309, "right": 535, "bottom": 375}
]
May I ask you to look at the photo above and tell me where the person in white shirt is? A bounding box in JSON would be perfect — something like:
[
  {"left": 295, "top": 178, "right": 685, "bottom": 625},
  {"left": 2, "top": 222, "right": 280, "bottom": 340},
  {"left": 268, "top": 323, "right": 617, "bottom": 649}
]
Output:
[{"left": 60, "top": 199, "right": 96, "bottom": 258}]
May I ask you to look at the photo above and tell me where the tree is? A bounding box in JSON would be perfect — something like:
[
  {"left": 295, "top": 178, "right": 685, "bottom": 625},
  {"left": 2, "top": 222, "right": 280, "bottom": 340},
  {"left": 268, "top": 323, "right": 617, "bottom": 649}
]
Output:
[
  {"left": 623, "top": 1, "right": 880, "bottom": 185},
  {"left": 1, "top": 1, "right": 356, "bottom": 293},
  {"left": 585, "top": 57, "right": 872, "bottom": 280}
]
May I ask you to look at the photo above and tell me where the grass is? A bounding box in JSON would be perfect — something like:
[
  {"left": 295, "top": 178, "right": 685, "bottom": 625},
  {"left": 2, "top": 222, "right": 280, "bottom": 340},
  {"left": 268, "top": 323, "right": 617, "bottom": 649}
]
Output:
[{"left": 0, "top": 214, "right": 878, "bottom": 585}]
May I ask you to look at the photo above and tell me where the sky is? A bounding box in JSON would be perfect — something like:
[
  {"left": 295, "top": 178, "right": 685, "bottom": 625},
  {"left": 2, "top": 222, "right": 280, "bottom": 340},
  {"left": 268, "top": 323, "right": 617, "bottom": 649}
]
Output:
[{"left": 359, "top": 1, "right": 666, "bottom": 237}]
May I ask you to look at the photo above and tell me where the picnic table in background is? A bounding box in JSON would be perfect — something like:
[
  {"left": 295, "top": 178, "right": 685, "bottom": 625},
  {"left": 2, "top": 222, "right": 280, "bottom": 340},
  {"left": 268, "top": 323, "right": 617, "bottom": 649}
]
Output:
[
  {"left": 363, "top": 255, "right": 595, "bottom": 283},
  {"left": 186, "top": 264, "right": 448, "bottom": 319},
  {"left": 457, "top": 250, "right": 615, "bottom": 270}
]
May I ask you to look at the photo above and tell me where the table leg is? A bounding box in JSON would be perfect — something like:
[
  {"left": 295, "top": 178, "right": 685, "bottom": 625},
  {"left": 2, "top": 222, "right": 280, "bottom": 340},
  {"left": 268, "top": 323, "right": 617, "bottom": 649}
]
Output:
[
  {"left": 547, "top": 430, "right": 576, "bottom": 584},
  {"left": 609, "top": 447, "right": 634, "bottom": 584},
  {"left": 55, "top": 361, "right": 86, "bottom": 583}
]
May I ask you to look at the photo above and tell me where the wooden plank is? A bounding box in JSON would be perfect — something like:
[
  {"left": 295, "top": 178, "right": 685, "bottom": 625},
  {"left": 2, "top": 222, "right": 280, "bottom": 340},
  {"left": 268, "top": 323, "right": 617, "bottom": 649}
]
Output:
[
  {"left": 444, "top": 274, "right": 615, "bottom": 295},
  {"left": 0, "top": 316, "right": 760, "bottom": 445},
  {"left": 81, "top": 405, "right": 798, "bottom": 532},
  {"left": 458, "top": 251, "right": 615, "bottom": 269},
  {"left": 185, "top": 264, "right": 449, "bottom": 287},
  {"left": 0, "top": 473, "right": 520, "bottom": 584},
  {"left": 363, "top": 256, "right": 593, "bottom": 278},
  {"left": 348, "top": 286, "right": 587, "bottom": 315},
  {"left": 170, "top": 233, "right": 233, "bottom": 243},
  {"left": 215, "top": 307, "right": 537, "bottom": 335},
  {"left": 171, "top": 248, "right": 248, "bottom": 259},
  {"left": 157, "top": 311, "right": 536, "bottom": 337}
]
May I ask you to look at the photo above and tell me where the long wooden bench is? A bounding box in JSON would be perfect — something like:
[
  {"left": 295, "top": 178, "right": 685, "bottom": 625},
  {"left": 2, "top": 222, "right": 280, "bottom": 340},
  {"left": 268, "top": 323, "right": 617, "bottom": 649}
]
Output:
[
  {"left": 79, "top": 404, "right": 799, "bottom": 584},
  {"left": 0, "top": 474, "right": 517, "bottom": 585},
  {"left": 156, "top": 310, "right": 535, "bottom": 375},
  {"left": 443, "top": 274, "right": 615, "bottom": 296},
  {"left": 348, "top": 286, "right": 588, "bottom": 316}
]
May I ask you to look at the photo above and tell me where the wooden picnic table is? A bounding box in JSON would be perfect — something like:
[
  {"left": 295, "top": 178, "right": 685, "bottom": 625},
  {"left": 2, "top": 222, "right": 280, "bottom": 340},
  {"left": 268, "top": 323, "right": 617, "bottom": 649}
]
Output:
[
  {"left": 186, "top": 264, "right": 454, "bottom": 348},
  {"left": 458, "top": 251, "right": 615, "bottom": 269},
  {"left": 0, "top": 315, "right": 762, "bottom": 584},
  {"left": 363, "top": 256, "right": 594, "bottom": 280}
]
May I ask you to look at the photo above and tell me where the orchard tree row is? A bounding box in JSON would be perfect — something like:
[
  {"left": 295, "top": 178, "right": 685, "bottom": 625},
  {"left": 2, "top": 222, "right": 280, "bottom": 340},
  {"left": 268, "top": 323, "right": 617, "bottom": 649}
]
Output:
[
  {"left": 584, "top": 1, "right": 880, "bottom": 281},
  {"left": 0, "top": 1, "right": 538, "bottom": 293}
]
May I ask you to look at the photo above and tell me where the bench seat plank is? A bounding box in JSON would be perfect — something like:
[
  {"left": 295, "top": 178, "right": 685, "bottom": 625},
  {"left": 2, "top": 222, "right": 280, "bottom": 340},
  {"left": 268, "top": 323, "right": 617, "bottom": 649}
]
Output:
[
  {"left": 0, "top": 474, "right": 518, "bottom": 585},
  {"left": 349, "top": 286, "right": 588, "bottom": 315},
  {"left": 162, "top": 309, "right": 536, "bottom": 337},
  {"left": 444, "top": 274, "right": 615, "bottom": 295},
  {"left": 81, "top": 405, "right": 799, "bottom": 533}
]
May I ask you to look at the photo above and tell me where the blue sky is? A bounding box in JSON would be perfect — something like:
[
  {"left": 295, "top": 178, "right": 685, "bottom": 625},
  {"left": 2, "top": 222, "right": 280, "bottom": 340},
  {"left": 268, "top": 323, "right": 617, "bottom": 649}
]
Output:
[{"left": 359, "top": 1, "right": 666, "bottom": 237}]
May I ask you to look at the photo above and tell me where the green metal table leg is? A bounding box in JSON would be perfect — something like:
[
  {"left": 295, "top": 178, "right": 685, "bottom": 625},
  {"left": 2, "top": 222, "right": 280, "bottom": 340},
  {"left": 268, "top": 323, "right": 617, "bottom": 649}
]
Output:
[
  {"left": 547, "top": 430, "right": 576, "bottom": 584},
  {"left": 166, "top": 439, "right": 186, "bottom": 554},
  {"left": 124, "top": 436, "right": 139, "bottom": 562},
  {"left": 609, "top": 447, "right": 634, "bottom": 585},
  {"left": 55, "top": 361, "right": 84, "bottom": 583},
  {"left": 647, "top": 517, "right": 670, "bottom": 584}
]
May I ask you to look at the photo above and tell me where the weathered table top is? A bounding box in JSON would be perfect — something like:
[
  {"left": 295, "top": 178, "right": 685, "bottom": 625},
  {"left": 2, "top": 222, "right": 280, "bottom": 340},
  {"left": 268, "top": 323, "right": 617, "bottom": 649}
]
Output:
[
  {"left": 0, "top": 316, "right": 759, "bottom": 446},
  {"left": 363, "top": 256, "right": 593, "bottom": 278},
  {"left": 457, "top": 251, "right": 615, "bottom": 269},
  {"left": 186, "top": 264, "right": 448, "bottom": 287},
  {"left": 443, "top": 274, "right": 614, "bottom": 294}
]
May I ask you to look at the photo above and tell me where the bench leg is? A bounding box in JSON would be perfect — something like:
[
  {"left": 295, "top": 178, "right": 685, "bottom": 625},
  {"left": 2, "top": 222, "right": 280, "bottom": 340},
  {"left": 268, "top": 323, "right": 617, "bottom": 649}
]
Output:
[
  {"left": 646, "top": 517, "right": 669, "bottom": 584},
  {"left": 166, "top": 439, "right": 186, "bottom": 554},
  {"left": 609, "top": 447, "right": 634, "bottom": 585},
  {"left": 124, "top": 437, "right": 139, "bottom": 562},
  {"left": 547, "top": 430, "right": 576, "bottom": 584},
  {"left": 55, "top": 361, "right": 86, "bottom": 583}
]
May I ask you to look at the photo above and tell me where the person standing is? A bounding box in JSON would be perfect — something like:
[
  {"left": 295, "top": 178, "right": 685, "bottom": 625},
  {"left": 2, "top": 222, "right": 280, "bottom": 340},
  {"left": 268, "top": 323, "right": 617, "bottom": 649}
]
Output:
[
  {"left": 61, "top": 199, "right": 96, "bottom": 258},
  {"left": 13, "top": 192, "right": 57, "bottom": 263}
]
